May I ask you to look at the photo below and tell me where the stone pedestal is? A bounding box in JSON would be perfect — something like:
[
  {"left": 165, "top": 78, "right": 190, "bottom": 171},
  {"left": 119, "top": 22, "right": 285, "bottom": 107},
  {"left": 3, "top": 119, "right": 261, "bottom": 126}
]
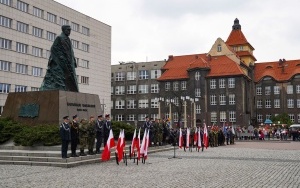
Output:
[{"left": 2, "top": 90, "right": 102, "bottom": 125}]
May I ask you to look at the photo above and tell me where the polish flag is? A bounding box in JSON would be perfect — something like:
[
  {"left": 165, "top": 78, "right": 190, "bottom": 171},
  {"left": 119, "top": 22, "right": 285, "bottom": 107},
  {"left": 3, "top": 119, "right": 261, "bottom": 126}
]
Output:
[
  {"left": 197, "top": 128, "right": 202, "bottom": 149},
  {"left": 140, "top": 128, "right": 147, "bottom": 156},
  {"left": 130, "top": 129, "right": 136, "bottom": 157},
  {"left": 116, "top": 129, "right": 125, "bottom": 162},
  {"left": 144, "top": 129, "right": 149, "bottom": 160},
  {"left": 194, "top": 127, "right": 198, "bottom": 145},
  {"left": 186, "top": 128, "right": 190, "bottom": 148},
  {"left": 203, "top": 123, "right": 208, "bottom": 149},
  {"left": 136, "top": 128, "right": 141, "bottom": 160},
  {"left": 179, "top": 128, "right": 183, "bottom": 149},
  {"left": 102, "top": 129, "right": 115, "bottom": 161}
]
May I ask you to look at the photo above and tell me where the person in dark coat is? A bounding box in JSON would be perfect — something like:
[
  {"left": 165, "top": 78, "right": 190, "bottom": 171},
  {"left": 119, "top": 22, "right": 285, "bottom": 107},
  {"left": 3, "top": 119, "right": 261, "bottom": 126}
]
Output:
[
  {"left": 70, "top": 114, "right": 79, "bottom": 157},
  {"left": 103, "top": 114, "right": 112, "bottom": 147},
  {"left": 60, "top": 116, "right": 71, "bottom": 159},
  {"left": 95, "top": 115, "right": 104, "bottom": 154}
]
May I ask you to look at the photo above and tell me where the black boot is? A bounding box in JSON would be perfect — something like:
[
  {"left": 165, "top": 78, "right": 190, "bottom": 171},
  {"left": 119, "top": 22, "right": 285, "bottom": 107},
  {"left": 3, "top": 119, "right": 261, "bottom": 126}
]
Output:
[{"left": 80, "top": 149, "right": 86, "bottom": 156}]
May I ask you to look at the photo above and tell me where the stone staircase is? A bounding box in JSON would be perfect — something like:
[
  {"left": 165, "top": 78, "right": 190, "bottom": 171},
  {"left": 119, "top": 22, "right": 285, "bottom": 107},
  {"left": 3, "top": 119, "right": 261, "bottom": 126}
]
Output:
[{"left": 0, "top": 144, "right": 174, "bottom": 168}]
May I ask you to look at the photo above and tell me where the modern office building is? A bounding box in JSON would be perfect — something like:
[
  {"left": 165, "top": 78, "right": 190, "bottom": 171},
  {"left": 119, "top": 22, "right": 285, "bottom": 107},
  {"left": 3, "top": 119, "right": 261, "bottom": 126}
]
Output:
[
  {"left": 111, "top": 61, "right": 166, "bottom": 126},
  {"left": 0, "top": 0, "right": 111, "bottom": 115}
]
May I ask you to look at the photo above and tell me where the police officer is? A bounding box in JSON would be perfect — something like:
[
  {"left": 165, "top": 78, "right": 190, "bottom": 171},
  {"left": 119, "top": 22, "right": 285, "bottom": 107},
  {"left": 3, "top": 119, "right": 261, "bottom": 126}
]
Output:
[
  {"left": 87, "top": 116, "right": 96, "bottom": 155},
  {"left": 103, "top": 114, "right": 112, "bottom": 147},
  {"left": 60, "top": 116, "right": 71, "bottom": 159},
  {"left": 70, "top": 115, "right": 79, "bottom": 157},
  {"left": 78, "top": 118, "right": 88, "bottom": 156},
  {"left": 95, "top": 115, "right": 104, "bottom": 154}
]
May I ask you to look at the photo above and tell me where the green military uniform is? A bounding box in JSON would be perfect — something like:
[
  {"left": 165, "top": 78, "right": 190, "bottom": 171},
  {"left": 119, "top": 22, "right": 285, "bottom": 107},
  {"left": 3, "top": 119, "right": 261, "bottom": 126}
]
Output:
[
  {"left": 87, "top": 120, "right": 96, "bottom": 155},
  {"left": 78, "top": 119, "right": 88, "bottom": 156},
  {"left": 153, "top": 120, "right": 163, "bottom": 146}
]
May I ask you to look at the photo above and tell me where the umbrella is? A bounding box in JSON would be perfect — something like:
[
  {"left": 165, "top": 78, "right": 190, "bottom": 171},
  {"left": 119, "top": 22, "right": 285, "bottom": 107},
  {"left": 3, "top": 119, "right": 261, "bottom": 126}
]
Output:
[{"left": 264, "top": 119, "right": 273, "bottom": 124}]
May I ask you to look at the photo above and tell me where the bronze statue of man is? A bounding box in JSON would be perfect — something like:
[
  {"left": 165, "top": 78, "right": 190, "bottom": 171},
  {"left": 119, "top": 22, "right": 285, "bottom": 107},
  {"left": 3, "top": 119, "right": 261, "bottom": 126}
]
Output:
[{"left": 40, "top": 25, "right": 79, "bottom": 92}]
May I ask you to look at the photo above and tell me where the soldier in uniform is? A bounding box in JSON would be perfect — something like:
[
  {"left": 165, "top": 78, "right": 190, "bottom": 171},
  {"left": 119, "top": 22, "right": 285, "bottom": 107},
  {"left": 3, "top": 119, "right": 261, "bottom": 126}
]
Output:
[
  {"left": 153, "top": 119, "right": 163, "bottom": 146},
  {"left": 87, "top": 116, "right": 96, "bottom": 155},
  {"left": 103, "top": 114, "right": 112, "bottom": 147},
  {"left": 78, "top": 118, "right": 88, "bottom": 156},
  {"left": 95, "top": 115, "right": 104, "bottom": 154},
  {"left": 59, "top": 116, "right": 71, "bottom": 159},
  {"left": 143, "top": 116, "right": 152, "bottom": 146},
  {"left": 70, "top": 115, "right": 79, "bottom": 157}
]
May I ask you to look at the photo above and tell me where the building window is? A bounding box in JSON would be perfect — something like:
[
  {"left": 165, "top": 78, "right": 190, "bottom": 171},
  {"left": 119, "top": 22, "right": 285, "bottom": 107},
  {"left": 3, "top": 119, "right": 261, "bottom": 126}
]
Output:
[
  {"left": 32, "top": 27, "right": 43, "bottom": 38},
  {"left": 196, "top": 105, "right": 201, "bottom": 114},
  {"left": 138, "top": 99, "right": 149, "bottom": 108},
  {"left": 115, "top": 115, "right": 125, "bottom": 121},
  {"left": 265, "top": 99, "right": 271, "bottom": 108},
  {"left": 274, "top": 86, "right": 280, "bottom": 95},
  {"left": 0, "top": 0, "right": 11, "bottom": 6},
  {"left": 127, "top": 85, "right": 136, "bottom": 94},
  {"left": 257, "top": 100, "right": 262, "bottom": 108},
  {"left": 127, "top": 114, "right": 136, "bottom": 121},
  {"left": 265, "top": 86, "right": 271, "bottom": 95},
  {"left": 115, "top": 100, "right": 125, "bottom": 109},
  {"left": 210, "top": 95, "right": 216, "bottom": 105},
  {"left": 219, "top": 94, "right": 226, "bottom": 105},
  {"left": 32, "top": 67, "right": 42, "bottom": 77},
  {"left": 0, "top": 16, "right": 12, "bottom": 28},
  {"left": 80, "top": 59, "right": 89, "bottom": 68},
  {"left": 219, "top": 79, "right": 225, "bottom": 88},
  {"left": 274, "top": 99, "right": 280, "bottom": 108},
  {"left": 194, "top": 88, "right": 201, "bottom": 97},
  {"left": 151, "top": 69, "right": 161, "bottom": 79},
  {"left": 47, "top": 12, "right": 57, "bottom": 23},
  {"left": 287, "top": 85, "right": 293, "bottom": 94},
  {"left": 217, "top": 44, "right": 222, "bottom": 52},
  {"left": 210, "top": 79, "right": 216, "bottom": 89},
  {"left": 71, "top": 39, "right": 79, "bottom": 49},
  {"left": 127, "top": 72, "right": 136, "bottom": 80},
  {"left": 47, "top": 31, "right": 56, "bottom": 41},
  {"left": 172, "top": 112, "right": 178, "bottom": 122},
  {"left": 0, "top": 60, "right": 11, "bottom": 71},
  {"left": 195, "top": 72, "right": 200, "bottom": 81},
  {"left": 289, "top": 114, "right": 295, "bottom": 123},
  {"left": 297, "top": 99, "right": 300, "bottom": 108},
  {"left": 15, "top": 85, "right": 27, "bottom": 92},
  {"left": 151, "top": 114, "right": 159, "bottom": 120},
  {"left": 228, "top": 111, "right": 236, "bottom": 122},
  {"left": 115, "top": 86, "right": 125, "bottom": 95},
  {"left": 229, "top": 94, "right": 235, "bottom": 105},
  {"left": 138, "top": 85, "right": 148, "bottom": 94},
  {"left": 138, "top": 114, "right": 147, "bottom": 121},
  {"left": 31, "top": 87, "right": 39, "bottom": 91},
  {"left": 296, "top": 85, "right": 300, "bottom": 94},
  {"left": 0, "top": 38, "right": 12, "bottom": 49},
  {"left": 127, "top": 100, "right": 136, "bottom": 109},
  {"left": 173, "top": 82, "right": 179, "bottom": 91},
  {"left": 211, "top": 112, "right": 217, "bottom": 123},
  {"left": 82, "top": 43, "right": 89, "bottom": 52},
  {"left": 287, "top": 99, "right": 294, "bottom": 108},
  {"left": 266, "top": 114, "right": 272, "bottom": 120},
  {"left": 32, "top": 47, "right": 42, "bottom": 57},
  {"left": 256, "top": 86, "right": 262, "bottom": 95},
  {"left": 165, "top": 82, "right": 170, "bottom": 91},
  {"left": 33, "top": 7, "right": 43, "bottom": 18},
  {"left": 115, "top": 72, "right": 125, "bottom": 81},
  {"left": 81, "top": 76, "right": 89, "bottom": 85},
  {"left": 228, "top": 78, "right": 235, "bottom": 88},
  {"left": 46, "top": 50, "right": 51, "bottom": 59},
  {"left": 111, "top": 86, "right": 113, "bottom": 95},
  {"left": 181, "top": 81, "right": 187, "bottom": 90},
  {"left": 0, "top": 83, "right": 10, "bottom": 93},
  {"left": 220, "top": 111, "right": 226, "bottom": 122},
  {"left": 174, "top": 97, "right": 179, "bottom": 106},
  {"left": 16, "top": 21, "right": 28, "bottom": 33},
  {"left": 151, "top": 84, "right": 159, "bottom": 93},
  {"left": 16, "top": 42, "right": 27, "bottom": 53},
  {"left": 16, "top": 63, "right": 27, "bottom": 74},
  {"left": 82, "top": 26, "right": 90, "bottom": 36},
  {"left": 151, "top": 99, "right": 158, "bottom": 108},
  {"left": 17, "top": 0, "right": 28, "bottom": 12},
  {"left": 71, "top": 22, "right": 79, "bottom": 32},
  {"left": 139, "top": 70, "right": 149, "bottom": 80},
  {"left": 60, "top": 17, "right": 69, "bottom": 26},
  {"left": 257, "top": 114, "right": 263, "bottom": 123}
]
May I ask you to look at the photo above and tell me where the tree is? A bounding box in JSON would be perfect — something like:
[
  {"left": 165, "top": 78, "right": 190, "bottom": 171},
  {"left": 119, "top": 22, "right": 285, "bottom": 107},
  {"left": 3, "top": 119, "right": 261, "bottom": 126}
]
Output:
[{"left": 271, "top": 113, "right": 293, "bottom": 127}]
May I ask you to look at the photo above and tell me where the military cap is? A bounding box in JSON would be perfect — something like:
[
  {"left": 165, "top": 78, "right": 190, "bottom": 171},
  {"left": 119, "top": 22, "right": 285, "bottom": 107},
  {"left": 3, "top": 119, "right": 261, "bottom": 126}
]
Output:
[
  {"left": 98, "top": 115, "right": 103, "bottom": 118},
  {"left": 105, "top": 114, "right": 110, "bottom": 118},
  {"left": 72, "top": 114, "right": 78, "bottom": 119},
  {"left": 145, "top": 116, "right": 149, "bottom": 119},
  {"left": 63, "top": 116, "right": 69, "bottom": 120}
]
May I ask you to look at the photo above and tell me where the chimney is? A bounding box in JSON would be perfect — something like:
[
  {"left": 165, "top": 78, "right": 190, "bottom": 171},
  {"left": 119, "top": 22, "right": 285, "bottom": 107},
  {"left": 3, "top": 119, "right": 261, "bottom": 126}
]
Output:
[{"left": 168, "top": 55, "right": 173, "bottom": 61}]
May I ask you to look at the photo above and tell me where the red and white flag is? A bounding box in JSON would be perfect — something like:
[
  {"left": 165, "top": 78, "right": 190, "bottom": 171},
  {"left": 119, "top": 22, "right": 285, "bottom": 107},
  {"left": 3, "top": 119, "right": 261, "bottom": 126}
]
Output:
[
  {"left": 102, "top": 129, "right": 115, "bottom": 161},
  {"left": 203, "top": 123, "right": 208, "bottom": 149},
  {"left": 116, "top": 129, "right": 125, "bottom": 162},
  {"left": 144, "top": 129, "right": 149, "bottom": 160},
  {"left": 137, "top": 128, "right": 141, "bottom": 160},
  {"left": 197, "top": 128, "right": 202, "bottom": 149},
  {"left": 186, "top": 128, "right": 190, "bottom": 148},
  {"left": 130, "top": 129, "right": 136, "bottom": 157},
  {"left": 194, "top": 127, "right": 198, "bottom": 145},
  {"left": 140, "top": 129, "right": 147, "bottom": 156},
  {"left": 179, "top": 128, "right": 183, "bottom": 149}
]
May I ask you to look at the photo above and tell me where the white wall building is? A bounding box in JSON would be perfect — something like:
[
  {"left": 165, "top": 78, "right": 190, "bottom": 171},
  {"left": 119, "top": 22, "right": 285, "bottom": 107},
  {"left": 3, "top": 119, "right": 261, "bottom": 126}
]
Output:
[{"left": 0, "top": 0, "right": 111, "bottom": 115}]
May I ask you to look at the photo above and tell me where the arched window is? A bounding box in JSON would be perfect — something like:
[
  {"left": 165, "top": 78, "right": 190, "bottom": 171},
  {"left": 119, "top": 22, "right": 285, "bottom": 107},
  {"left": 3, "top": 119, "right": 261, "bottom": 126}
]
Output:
[{"left": 195, "top": 71, "right": 200, "bottom": 80}]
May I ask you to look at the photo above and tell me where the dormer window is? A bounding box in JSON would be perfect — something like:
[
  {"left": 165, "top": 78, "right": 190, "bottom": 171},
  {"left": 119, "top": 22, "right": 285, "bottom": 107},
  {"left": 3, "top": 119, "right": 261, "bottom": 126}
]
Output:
[
  {"left": 240, "top": 46, "right": 243, "bottom": 51},
  {"left": 217, "top": 44, "right": 222, "bottom": 52}
]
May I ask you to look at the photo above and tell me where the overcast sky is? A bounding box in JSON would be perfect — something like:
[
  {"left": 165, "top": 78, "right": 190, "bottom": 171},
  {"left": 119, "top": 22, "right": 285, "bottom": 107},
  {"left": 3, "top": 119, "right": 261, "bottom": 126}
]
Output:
[{"left": 55, "top": 0, "right": 300, "bottom": 65}]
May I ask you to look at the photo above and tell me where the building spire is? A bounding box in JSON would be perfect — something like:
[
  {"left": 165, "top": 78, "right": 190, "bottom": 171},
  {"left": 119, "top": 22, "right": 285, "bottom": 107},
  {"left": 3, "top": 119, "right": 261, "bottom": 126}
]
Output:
[{"left": 232, "top": 18, "right": 241, "bottom": 30}]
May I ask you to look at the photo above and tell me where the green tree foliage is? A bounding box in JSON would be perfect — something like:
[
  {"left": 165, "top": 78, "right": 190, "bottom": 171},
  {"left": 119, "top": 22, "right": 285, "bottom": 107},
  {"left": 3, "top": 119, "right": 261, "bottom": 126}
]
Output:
[{"left": 271, "top": 113, "right": 293, "bottom": 127}]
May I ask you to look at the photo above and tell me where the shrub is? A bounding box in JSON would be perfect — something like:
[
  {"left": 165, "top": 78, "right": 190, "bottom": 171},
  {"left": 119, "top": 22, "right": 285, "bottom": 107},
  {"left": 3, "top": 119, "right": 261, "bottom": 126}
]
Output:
[
  {"left": 111, "top": 121, "right": 141, "bottom": 140},
  {"left": 0, "top": 118, "right": 22, "bottom": 144}
]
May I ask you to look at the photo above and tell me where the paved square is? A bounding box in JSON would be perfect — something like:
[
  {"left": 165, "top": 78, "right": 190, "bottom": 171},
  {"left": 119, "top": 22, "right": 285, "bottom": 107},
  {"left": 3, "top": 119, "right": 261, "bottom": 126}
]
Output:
[{"left": 0, "top": 141, "right": 299, "bottom": 188}]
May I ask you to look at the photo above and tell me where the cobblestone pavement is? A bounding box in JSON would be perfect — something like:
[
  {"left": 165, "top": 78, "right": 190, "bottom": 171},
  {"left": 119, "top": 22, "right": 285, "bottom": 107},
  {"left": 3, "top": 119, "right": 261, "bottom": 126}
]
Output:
[{"left": 0, "top": 142, "right": 299, "bottom": 188}]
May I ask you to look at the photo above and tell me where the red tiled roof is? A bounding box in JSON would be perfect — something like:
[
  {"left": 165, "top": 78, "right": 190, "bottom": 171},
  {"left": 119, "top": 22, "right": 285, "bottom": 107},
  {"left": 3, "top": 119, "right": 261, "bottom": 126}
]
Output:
[
  {"left": 226, "top": 29, "right": 254, "bottom": 50},
  {"left": 236, "top": 51, "right": 257, "bottom": 61},
  {"left": 254, "top": 60, "right": 300, "bottom": 82},
  {"left": 158, "top": 54, "right": 247, "bottom": 81}
]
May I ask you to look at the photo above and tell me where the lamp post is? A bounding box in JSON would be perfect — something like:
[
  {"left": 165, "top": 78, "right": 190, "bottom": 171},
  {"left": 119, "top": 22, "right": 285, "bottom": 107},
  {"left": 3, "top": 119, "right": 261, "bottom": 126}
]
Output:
[
  {"left": 190, "top": 98, "right": 199, "bottom": 128},
  {"left": 155, "top": 97, "right": 164, "bottom": 120},
  {"left": 181, "top": 96, "right": 190, "bottom": 128}
]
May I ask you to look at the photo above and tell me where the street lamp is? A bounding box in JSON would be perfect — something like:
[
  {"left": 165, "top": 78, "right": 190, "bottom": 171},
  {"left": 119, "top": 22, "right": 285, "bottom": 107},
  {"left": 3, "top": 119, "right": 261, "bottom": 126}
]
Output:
[
  {"left": 190, "top": 97, "right": 199, "bottom": 128},
  {"left": 155, "top": 97, "right": 164, "bottom": 120}
]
